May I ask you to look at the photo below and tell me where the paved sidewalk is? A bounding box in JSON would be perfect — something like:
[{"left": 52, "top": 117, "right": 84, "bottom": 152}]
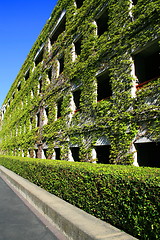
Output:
[{"left": 0, "top": 177, "right": 64, "bottom": 240}]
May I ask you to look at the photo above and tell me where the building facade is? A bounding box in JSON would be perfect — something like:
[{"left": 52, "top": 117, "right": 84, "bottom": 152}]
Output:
[{"left": 0, "top": 0, "right": 159, "bottom": 167}]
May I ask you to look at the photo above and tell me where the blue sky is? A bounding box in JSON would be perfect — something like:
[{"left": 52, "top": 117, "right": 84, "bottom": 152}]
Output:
[{"left": 0, "top": 0, "right": 58, "bottom": 107}]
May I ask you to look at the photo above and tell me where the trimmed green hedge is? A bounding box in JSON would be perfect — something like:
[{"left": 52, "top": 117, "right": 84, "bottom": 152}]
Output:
[{"left": 0, "top": 155, "right": 159, "bottom": 239}]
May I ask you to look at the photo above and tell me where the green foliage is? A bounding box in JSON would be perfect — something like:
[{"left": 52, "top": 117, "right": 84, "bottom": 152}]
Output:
[
  {"left": 0, "top": 0, "right": 159, "bottom": 163},
  {"left": 0, "top": 155, "right": 159, "bottom": 239}
]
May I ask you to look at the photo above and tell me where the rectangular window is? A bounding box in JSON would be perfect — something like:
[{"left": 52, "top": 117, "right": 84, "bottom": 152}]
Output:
[
  {"left": 47, "top": 68, "right": 52, "bottom": 82},
  {"left": 73, "top": 89, "right": 81, "bottom": 112},
  {"left": 35, "top": 149, "right": 39, "bottom": 158},
  {"left": 97, "top": 71, "right": 112, "bottom": 101},
  {"left": 45, "top": 107, "right": 49, "bottom": 119},
  {"left": 50, "top": 11, "right": 66, "bottom": 45},
  {"left": 17, "top": 82, "right": 21, "bottom": 91},
  {"left": 132, "top": 0, "right": 138, "bottom": 5},
  {"left": 38, "top": 78, "right": 43, "bottom": 94},
  {"left": 95, "top": 145, "right": 110, "bottom": 164},
  {"left": 95, "top": 7, "right": 108, "bottom": 36},
  {"left": 12, "top": 92, "right": 15, "bottom": 100},
  {"left": 30, "top": 117, "right": 33, "bottom": 130},
  {"left": 70, "top": 147, "right": 80, "bottom": 162},
  {"left": 74, "top": 36, "right": 82, "bottom": 57},
  {"left": 25, "top": 69, "right": 30, "bottom": 80},
  {"left": 57, "top": 99, "right": 63, "bottom": 118},
  {"left": 133, "top": 41, "right": 160, "bottom": 89},
  {"left": 58, "top": 56, "right": 64, "bottom": 74},
  {"left": 35, "top": 46, "right": 44, "bottom": 66},
  {"left": 36, "top": 113, "right": 40, "bottom": 127},
  {"left": 135, "top": 142, "right": 160, "bottom": 168},
  {"left": 28, "top": 149, "right": 32, "bottom": 158},
  {"left": 55, "top": 148, "right": 61, "bottom": 160},
  {"left": 75, "top": 0, "right": 84, "bottom": 8}
]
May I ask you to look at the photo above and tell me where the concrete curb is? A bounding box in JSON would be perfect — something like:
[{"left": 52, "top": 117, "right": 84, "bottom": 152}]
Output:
[{"left": 0, "top": 166, "right": 138, "bottom": 240}]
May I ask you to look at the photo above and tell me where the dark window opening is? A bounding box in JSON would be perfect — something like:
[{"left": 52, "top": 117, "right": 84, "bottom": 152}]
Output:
[
  {"left": 50, "top": 15, "right": 66, "bottom": 45},
  {"left": 17, "top": 83, "right": 21, "bottom": 91},
  {"left": 36, "top": 113, "right": 40, "bottom": 127},
  {"left": 132, "top": 0, "right": 138, "bottom": 5},
  {"left": 12, "top": 93, "right": 15, "bottom": 100},
  {"left": 74, "top": 37, "right": 82, "bottom": 56},
  {"left": 96, "top": 8, "right": 108, "bottom": 36},
  {"left": 35, "top": 149, "right": 38, "bottom": 158},
  {"left": 45, "top": 107, "right": 49, "bottom": 118},
  {"left": 97, "top": 72, "right": 112, "bottom": 101},
  {"left": 95, "top": 145, "right": 110, "bottom": 164},
  {"left": 39, "top": 80, "right": 43, "bottom": 93},
  {"left": 30, "top": 118, "right": 33, "bottom": 124},
  {"left": 57, "top": 99, "right": 63, "bottom": 118},
  {"left": 135, "top": 142, "right": 160, "bottom": 168},
  {"left": 71, "top": 147, "right": 80, "bottom": 162},
  {"left": 75, "top": 0, "right": 84, "bottom": 8},
  {"left": 25, "top": 70, "right": 30, "bottom": 80},
  {"left": 48, "top": 68, "right": 52, "bottom": 81},
  {"left": 55, "top": 148, "right": 61, "bottom": 160},
  {"left": 28, "top": 150, "right": 32, "bottom": 158},
  {"left": 73, "top": 89, "right": 81, "bottom": 111},
  {"left": 35, "top": 49, "right": 44, "bottom": 66},
  {"left": 43, "top": 149, "right": 48, "bottom": 159},
  {"left": 133, "top": 42, "right": 160, "bottom": 88},
  {"left": 59, "top": 56, "right": 64, "bottom": 74}
]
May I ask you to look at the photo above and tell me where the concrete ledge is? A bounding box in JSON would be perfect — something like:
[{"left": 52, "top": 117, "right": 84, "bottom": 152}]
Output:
[{"left": 0, "top": 166, "right": 138, "bottom": 240}]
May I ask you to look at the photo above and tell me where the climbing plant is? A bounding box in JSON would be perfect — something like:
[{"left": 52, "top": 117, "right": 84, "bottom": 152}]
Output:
[{"left": 0, "top": 0, "right": 159, "bottom": 164}]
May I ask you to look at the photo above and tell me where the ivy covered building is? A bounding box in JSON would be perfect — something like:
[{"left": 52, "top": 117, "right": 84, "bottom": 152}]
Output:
[{"left": 0, "top": 0, "right": 159, "bottom": 167}]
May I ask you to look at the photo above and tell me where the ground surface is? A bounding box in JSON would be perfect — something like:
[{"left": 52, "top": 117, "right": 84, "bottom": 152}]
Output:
[{"left": 0, "top": 177, "right": 59, "bottom": 240}]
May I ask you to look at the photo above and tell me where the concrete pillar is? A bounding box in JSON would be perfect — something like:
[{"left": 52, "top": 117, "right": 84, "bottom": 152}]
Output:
[
  {"left": 71, "top": 43, "right": 76, "bottom": 62},
  {"left": 51, "top": 149, "right": 56, "bottom": 160},
  {"left": 130, "top": 58, "right": 137, "bottom": 98},
  {"left": 131, "top": 143, "right": 139, "bottom": 166},
  {"left": 43, "top": 108, "right": 48, "bottom": 125},
  {"left": 41, "top": 149, "right": 46, "bottom": 159},
  {"left": 68, "top": 149, "right": 74, "bottom": 162},
  {"left": 33, "top": 150, "right": 36, "bottom": 158},
  {"left": 91, "top": 148, "right": 97, "bottom": 163},
  {"left": 27, "top": 150, "right": 30, "bottom": 158},
  {"left": 22, "top": 150, "right": 24, "bottom": 157}
]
